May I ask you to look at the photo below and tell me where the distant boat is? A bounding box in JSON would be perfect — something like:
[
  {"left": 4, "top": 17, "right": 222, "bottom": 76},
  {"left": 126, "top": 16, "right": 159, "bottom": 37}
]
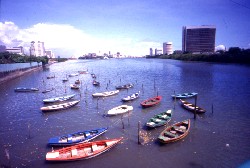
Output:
[
  {"left": 91, "top": 73, "right": 96, "bottom": 78},
  {"left": 107, "top": 105, "right": 133, "bottom": 116},
  {"left": 93, "top": 80, "right": 100, "bottom": 86},
  {"left": 75, "top": 79, "right": 81, "bottom": 84},
  {"left": 116, "top": 83, "right": 133, "bottom": 89},
  {"left": 41, "top": 100, "right": 80, "bottom": 112},
  {"left": 47, "top": 75, "right": 55, "bottom": 79},
  {"left": 46, "top": 138, "right": 123, "bottom": 161},
  {"left": 171, "top": 92, "right": 197, "bottom": 99},
  {"left": 70, "top": 84, "right": 80, "bottom": 89},
  {"left": 92, "top": 90, "right": 119, "bottom": 97},
  {"left": 48, "top": 127, "right": 108, "bottom": 146},
  {"left": 158, "top": 119, "right": 190, "bottom": 144},
  {"left": 43, "top": 94, "right": 75, "bottom": 103},
  {"left": 146, "top": 109, "right": 172, "bottom": 128},
  {"left": 180, "top": 99, "right": 206, "bottom": 114},
  {"left": 140, "top": 96, "right": 162, "bottom": 108},
  {"left": 69, "top": 73, "right": 79, "bottom": 77},
  {"left": 62, "top": 78, "right": 68, "bottom": 82},
  {"left": 42, "top": 88, "right": 54, "bottom": 94},
  {"left": 78, "top": 70, "right": 88, "bottom": 74},
  {"left": 14, "top": 87, "right": 39, "bottom": 92},
  {"left": 121, "top": 91, "right": 140, "bottom": 102}
]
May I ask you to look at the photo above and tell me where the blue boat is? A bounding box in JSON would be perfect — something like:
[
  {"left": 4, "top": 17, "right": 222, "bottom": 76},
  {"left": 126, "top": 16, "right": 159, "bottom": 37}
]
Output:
[
  {"left": 171, "top": 92, "right": 198, "bottom": 99},
  {"left": 48, "top": 127, "right": 108, "bottom": 146}
]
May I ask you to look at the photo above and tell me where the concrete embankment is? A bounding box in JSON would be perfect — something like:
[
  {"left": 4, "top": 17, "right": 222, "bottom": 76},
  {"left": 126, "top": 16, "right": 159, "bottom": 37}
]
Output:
[{"left": 0, "top": 66, "right": 44, "bottom": 85}]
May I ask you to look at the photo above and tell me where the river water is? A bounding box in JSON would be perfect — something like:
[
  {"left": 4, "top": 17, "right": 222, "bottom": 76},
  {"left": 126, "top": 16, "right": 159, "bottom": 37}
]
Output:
[{"left": 0, "top": 58, "right": 249, "bottom": 168}]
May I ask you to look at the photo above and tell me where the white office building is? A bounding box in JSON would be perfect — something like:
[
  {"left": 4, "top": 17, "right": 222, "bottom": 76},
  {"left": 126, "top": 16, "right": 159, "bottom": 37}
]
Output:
[{"left": 163, "top": 42, "right": 173, "bottom": 55}]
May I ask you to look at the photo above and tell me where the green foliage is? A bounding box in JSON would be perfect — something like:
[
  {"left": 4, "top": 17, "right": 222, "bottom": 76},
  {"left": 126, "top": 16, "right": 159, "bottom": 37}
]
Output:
[
  {"left": 0, "top": 52, "right": 49, "bottom": 64},
  {"left": 160, "top": 47, "right": 250, "bottom": 64}
]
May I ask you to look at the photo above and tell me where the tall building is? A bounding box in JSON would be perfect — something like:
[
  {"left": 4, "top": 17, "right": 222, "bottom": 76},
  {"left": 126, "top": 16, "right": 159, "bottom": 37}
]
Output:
[
  {"left": 163, "top": 42, "right": 173, "bottom": 55},
  {"left": 30, "top": 41, "right": 36, "bottom": 56},
  {"left": 149, "top": 48, "right": 153, "bottom": 56},
  {"left": 35, "top": 41, "right": 46, "bottom": 56},
  {"left": 30, "top": 41, "right": 46, "bottom": 56},
  {"left": 182, "top": 25, "right": 216, "bottom": 53}
]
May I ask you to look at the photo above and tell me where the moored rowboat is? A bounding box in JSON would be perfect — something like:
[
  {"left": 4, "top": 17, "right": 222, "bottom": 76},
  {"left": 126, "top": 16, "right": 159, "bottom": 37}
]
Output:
[
  {"left": 180, "top": 99, "right": 206, "bottom": 114},
  {"left": 107, "top": 105, "right": 133, "bottom": 116},
  {"left": 158, "top": 119, "right": 190, "bottom": 144},
  {"left": 46, "top": 138, "right": 123, "bottom": 161},
  {"left": 92, "top": 90, "right": 119, "bottom": 97},
  {"left": 14, "top": 87, "right": 39, "bottom": 92},
  {"left": 140, "top": 96, "right": 162, "bottom": 108},
  {"left": 43, "top": 94, "right": 75, "bottom": 103},
  {"left": 171, "top": 92, "right": 198, "bottom": 99},
  {"left": 146, "top": 109, "right": 172, "bottom": 128},
  {"left": 41, "top": 100, "right": 80, "bottom": 112},
  {"left": 48, "top": 127, "right": 108, "bottom": 146},
  {"left": 116, "top": 83, "right": 133, "bottom": 89},
  {"left": 121, "top": 91, "right": 140, "bottom": 102}
]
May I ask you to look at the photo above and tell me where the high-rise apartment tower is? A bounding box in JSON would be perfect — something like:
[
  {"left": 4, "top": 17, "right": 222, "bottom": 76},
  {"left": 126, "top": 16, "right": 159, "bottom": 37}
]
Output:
[{"left": 182, "top": 25, "right": 216, "bottom": 53}]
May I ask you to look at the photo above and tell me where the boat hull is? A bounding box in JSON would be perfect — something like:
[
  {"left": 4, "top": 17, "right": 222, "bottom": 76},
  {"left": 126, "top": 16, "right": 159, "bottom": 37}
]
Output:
[{"left": 46, "top": 138, "right": 123, "bottom": 161}]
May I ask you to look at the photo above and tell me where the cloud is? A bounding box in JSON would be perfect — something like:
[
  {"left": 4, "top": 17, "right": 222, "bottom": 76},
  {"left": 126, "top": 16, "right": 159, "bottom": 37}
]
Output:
[
  {"left": 0, "top": 21, "right": 161, "bottom": 57},
  {"left": 215, "top": 44, "right": 226, "bottom": 51}
]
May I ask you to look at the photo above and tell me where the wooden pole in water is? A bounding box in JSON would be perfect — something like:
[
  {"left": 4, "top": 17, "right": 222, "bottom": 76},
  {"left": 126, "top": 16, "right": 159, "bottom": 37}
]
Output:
[
  {"left": 97, "top": 97, "right": 99, "bottom": 109},
  {"left": 194, "top": 95, "right": 197, "bottom": 119},
  {"left": 142, "top": 84, "right": 144, "bottom": 94},
  {"left": 121, "top": 115, "right": 124, "bottom": 129},
  {"left": 138, "top": 121, "right": 141, "bottom": 144},
  {"left": 28, "top": 122, "right": 31, "bottom": 139},
  {"left": 154, "top": 78, "right": 156, "bottom": 90},
  {"left": 174, "top": 91, "right": 176, "bottom": 110},
  {"left": 212, "top": 103, "right": 214, "bottom": 114}
]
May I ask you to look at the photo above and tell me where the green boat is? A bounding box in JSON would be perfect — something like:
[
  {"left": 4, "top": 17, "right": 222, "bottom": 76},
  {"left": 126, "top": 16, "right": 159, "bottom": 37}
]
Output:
[{"left": 145, "top": 109, "right": 172, "bottom": 128}]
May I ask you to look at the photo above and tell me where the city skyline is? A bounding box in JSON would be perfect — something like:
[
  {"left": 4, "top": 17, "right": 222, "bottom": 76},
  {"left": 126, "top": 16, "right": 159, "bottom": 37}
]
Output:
[{"left": 0, "top": 0, "right": 250, "bottom": 57}]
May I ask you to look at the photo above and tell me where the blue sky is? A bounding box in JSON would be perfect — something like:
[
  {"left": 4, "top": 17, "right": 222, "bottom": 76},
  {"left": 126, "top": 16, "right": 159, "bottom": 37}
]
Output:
[{"left": 0, "top": 0, "right": 250, "bottom": 57}]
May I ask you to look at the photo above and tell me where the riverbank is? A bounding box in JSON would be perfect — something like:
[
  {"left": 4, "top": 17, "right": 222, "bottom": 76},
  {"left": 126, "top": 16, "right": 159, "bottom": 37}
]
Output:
[{"left": 0, "top": 65, "right": 44, "bottom": 85}]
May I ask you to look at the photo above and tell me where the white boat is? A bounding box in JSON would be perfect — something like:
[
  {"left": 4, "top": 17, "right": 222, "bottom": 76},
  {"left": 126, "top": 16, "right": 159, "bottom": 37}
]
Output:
[
  {"left": 70, "top": 84, "right": 80, "bottom": 89},
  {"left": 92, "top": 90, "right": 119, "bottom": 97},
  {"left": 43, "top": 94, "right": 75, "bottom": 103},
  {"left": 107, "top": 105, "right": 133, "bottom": 116},
  {"left": 41, "top": 100, "right": 80, "bottom": 112},
  {"left": 122, "top": 91, "right": 140, "bottom": 102},
  {"left": 68, "top": 73, "right": 79, "bottom": 77}
]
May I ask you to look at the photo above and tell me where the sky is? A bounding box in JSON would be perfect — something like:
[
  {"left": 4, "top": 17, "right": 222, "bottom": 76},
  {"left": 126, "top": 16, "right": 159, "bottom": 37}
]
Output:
[{"left": 0, "top": 0, "right": 250, "bottom": 57}]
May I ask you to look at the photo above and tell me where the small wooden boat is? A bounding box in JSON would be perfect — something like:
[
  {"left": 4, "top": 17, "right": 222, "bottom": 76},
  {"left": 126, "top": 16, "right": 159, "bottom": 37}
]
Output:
[
  {"left": 46, "top": 138, "right": 122, "bottom": 161},
  {"left": 116, "top": 83, "right": 133, "bottom": 89},
  {"left": 92, "top": 90, "right": 119, "bottom": 97},
  {"left": 140, "top": 96, "right": 162, "bottom": 108},
  {"left": 70, "top": 84, "right": 80, "bottom": 89},
  {"left": 41, "top": 100, "right": 80, "bottom": 112},
  {"left": 48, "top": 128, "right": 108, "bottom": 146},
  {"left": 121, "top": 91, "right": 140, "bottom": 102},
  {"left": 69, "top": 73, "right": 79, "bottom": 77},
  {"left": 171, "top": 92, "right": 198, "bottom": 99},
  {"left": 91, "top": 73, "right": 96, "bottom": 78},
  {"left": 75, "top": 79, "right": 81, "bottom": 84},
  {"left": 146, "top": 109, "right": 172, "bottom": 128},
  {"left": 62, "top": 78, "right": 68, "bottom": 82},
  {"left": 158, "top": 119, "right": 190, "bottom": 144},
  {"left": 14, "top": 87, "right": 39, "bottom": 92},
  {"left": 42, "top": 88, "right": 54, "bottom": 94},
  {"left": 107, "top": 105, "right": 133, "bottom": 116},
  {"left": 43, "top": 94, "right": 75, "bottom": 103},
  {"left": 93, "top": 80, "right": 100, "bottom": 86},
  {"left": 47, "top": 75, "right": 55, "bottom": 79},
  {"left": 180, "top": 99, "right": 206, "bottom": 114},
  {"left": 78, "top": 70, "right": 88, "bottom": 74}
]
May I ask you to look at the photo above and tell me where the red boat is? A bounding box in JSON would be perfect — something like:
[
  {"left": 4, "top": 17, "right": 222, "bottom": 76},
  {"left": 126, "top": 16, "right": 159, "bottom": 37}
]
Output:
[
  {"left": 46, "top": 138, "right": 122, "bottom": 161},
  {"left": 140, "top": 96, "right": 162, "bottom": 108}
]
